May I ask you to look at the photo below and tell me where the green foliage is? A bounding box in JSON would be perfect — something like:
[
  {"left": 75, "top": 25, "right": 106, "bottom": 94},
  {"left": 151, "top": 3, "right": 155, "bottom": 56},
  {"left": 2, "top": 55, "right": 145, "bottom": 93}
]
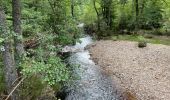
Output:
[
  {"left": 1, "top": 0, "right": 170, "bottom": 98},
  {"left": 162, "top": 0, "right": 170, "bottom": 31},
  {"left": 22, "top": 32, "right": 70, "bottom": 86},
  {"left": 142, "top": 0, "right": 163, "bottom": 29},
  {"left": 54, "top": 18, "right": 81, "bottom": 45},
  {"left": 45, "top": 0, "right": 67, "bottom": 33},
  {"left": 56, "top": 33, "right": 75, "bottom": 45},
  {"left": 137, "top": 35, "right": 146, "bottom": 42},
  {"left": 116, "top": 1, "right": 134, "bottom": 30},
  {"left": 19, "top": 76, "right": 45, "bottom": 100},
  {"left": 0, "top": 38, "right": 4, "bottom": 44},
  {"left": 22, "top": 56, "right": 70, "bottom": 86},
  {"left": 21, "top": 1, "right": 48, "bottom": 38},
  {"left": 80, "top": 1, "right": 97, "bottom": 25}
]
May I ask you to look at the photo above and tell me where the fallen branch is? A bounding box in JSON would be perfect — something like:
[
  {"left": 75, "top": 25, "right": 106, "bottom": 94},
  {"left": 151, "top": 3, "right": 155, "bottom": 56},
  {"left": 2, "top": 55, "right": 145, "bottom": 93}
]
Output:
[
  {"left": 12, "top": 76, "right": 22, "bottom": 85},
  {"left": 5, "top": 78, "right": 25, "bottom": 100}
]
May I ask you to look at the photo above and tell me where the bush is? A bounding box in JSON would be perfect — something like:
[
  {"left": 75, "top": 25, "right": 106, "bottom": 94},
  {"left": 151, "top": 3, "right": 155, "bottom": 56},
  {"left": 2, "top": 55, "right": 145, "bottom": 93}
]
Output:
[
  {"left": 22, "top": 56, "right": 70, "bottom": 86},
  {"left": 138, "top": 41, "right": 147, "bottom": 48},
  {"left": 19, "top": 76, "right": 45, "bottom": 100},
  {"left": 56, "top": 33, "right": 74, "bottom": 45}
]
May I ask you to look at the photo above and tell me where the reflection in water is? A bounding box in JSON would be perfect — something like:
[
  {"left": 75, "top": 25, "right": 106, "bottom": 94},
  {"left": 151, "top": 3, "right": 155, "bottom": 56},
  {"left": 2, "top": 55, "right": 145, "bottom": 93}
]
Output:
[{"left": 65, "top": 36, "right": 116, "bottom": 100}]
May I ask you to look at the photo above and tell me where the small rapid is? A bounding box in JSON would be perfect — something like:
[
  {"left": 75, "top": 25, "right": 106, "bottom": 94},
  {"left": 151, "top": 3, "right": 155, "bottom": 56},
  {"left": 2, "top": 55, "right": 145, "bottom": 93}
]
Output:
[{"left": 65, "top": 35, "right": 117, "bottom": 100}]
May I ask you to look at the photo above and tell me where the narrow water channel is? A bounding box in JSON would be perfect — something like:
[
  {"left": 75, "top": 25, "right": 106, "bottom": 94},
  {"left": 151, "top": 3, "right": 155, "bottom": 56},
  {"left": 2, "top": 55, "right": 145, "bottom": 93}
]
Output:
[{"left": 65, "top": 35, "right": 118, "bottom": 100}]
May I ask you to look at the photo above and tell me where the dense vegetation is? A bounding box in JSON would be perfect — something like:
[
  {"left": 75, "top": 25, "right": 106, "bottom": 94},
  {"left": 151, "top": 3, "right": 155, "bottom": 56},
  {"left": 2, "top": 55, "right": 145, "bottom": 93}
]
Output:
[{"left": 0, "top": 0, "right": 170, "bottom": 100}]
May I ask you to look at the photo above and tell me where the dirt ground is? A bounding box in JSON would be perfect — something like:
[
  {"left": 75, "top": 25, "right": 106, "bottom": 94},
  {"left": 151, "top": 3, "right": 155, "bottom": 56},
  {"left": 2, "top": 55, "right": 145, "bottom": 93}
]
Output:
[{"left": 88, "top": 40, "right": 170, "bottom": 100}]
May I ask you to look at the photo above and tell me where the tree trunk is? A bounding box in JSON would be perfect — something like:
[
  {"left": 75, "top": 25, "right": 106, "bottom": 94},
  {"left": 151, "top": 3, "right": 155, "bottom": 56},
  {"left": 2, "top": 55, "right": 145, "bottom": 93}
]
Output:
[
  {"left": 135, "top": 0, "right": 139, "bottom": 30},
  {"left": 0, "top": 7, "right": 19, "bottom": 100},
  {"left": 12, "top": 0, "right": 25, "bottom": 64},
  {"left": 108, "top": 6, "right": 113, "bottom": 29},
  {"left": 93, "top": 0, "right": 100, "bottom": 31},
  {"left": 71, "top": 0, "right": 74, "bottom": 17}
]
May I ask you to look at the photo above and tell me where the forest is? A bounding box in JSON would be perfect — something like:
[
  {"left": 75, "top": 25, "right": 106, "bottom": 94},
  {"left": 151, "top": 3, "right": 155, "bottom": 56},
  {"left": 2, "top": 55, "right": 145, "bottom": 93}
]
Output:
[{"left": 0, "top": 0, "right": 170, "bottom": 100}]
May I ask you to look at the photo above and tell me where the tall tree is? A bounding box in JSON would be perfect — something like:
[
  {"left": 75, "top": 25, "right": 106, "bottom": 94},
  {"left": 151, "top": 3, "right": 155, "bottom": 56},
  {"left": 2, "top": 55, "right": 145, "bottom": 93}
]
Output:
[
  {"left": 0, "top": 6, "right": 19, "bottom": 100},
  {"left": 12, "top": 0, "right": 25, "bottom": 64}
]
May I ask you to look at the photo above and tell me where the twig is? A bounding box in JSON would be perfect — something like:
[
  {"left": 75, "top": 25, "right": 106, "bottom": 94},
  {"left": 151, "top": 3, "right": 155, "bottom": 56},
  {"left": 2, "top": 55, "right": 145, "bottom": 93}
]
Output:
[{"left": 5, "top": 78, "right": 25, "bottom": 100}]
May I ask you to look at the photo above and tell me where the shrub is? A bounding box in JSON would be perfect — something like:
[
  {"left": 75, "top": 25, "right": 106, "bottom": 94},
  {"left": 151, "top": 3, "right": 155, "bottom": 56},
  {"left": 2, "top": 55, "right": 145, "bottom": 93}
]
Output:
[
  {"left": 22, "top": 56, "right": 70, "bottom": 86},
  {"left": 138, "top": 41, "right": 147, "bottom": 48},
  {"left": 19, "top": 76, "right": 45, "bottom": 100}
]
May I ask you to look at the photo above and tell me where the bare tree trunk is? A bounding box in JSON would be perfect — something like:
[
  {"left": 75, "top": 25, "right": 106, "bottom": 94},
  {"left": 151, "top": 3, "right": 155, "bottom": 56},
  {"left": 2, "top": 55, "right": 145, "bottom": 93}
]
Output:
[
  {"left": 0, "top": 6, "right": 19, "bottom": 100},
  {"left": 12, "top": 0, "right": 25, "bottom": 63}
]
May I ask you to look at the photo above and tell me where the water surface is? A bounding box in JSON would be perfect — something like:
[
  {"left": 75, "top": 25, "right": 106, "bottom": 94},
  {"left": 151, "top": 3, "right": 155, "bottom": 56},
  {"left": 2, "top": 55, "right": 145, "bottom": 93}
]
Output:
[{"left": 65, "top": 35, "right": 117, "bottom": 100}]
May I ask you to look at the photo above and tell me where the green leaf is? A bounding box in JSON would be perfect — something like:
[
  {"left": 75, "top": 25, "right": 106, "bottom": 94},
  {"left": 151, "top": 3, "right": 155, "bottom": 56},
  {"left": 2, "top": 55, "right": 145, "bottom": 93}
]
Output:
[{"left": 0, "top": 38, "right": 4, "bottom": 43}]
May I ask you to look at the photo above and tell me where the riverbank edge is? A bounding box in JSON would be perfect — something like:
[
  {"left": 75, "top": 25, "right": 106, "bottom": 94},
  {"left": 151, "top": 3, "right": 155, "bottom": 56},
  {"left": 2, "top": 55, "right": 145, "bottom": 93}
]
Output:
[{"left": 87, "top": 42, "right": 138, "bottom": 100}]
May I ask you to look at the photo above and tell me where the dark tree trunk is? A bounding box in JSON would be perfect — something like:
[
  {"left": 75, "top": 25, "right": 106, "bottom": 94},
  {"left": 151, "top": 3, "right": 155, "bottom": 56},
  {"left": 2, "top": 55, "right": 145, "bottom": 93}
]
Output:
[
  {"left": 135, "top": 0, "right": 139, "bottom": 30},
  {"left": 108, "top": 6, "right": 113, "bottom": 29},
  {"left": 0, "top": 7, "right": 19, "bottom": 100},
  {"left": 71, "top": 0, "right": 74, "bottom": 17},
  {"left": 93, "top": 0, "right": 100, "bottom": 31},
  {"left": 12, "top": 0, "right": 25, "bottom": 63}
]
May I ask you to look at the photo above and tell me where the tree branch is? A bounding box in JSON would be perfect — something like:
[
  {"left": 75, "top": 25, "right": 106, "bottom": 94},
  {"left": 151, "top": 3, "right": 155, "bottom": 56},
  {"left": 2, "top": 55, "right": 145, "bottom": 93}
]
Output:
[{"left": 5, "top": 78, "right": 25, "bottom": 100}]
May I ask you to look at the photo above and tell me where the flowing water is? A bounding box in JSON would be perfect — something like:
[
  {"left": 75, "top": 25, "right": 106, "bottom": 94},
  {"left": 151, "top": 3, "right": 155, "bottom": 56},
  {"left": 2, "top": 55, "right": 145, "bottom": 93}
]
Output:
[{"left": 65, "top": 35, "right": 118, "bottom": 100}]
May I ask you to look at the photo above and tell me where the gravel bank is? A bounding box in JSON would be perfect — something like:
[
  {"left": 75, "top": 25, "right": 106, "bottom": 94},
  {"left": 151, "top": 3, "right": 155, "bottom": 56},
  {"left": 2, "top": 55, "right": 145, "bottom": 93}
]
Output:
[{"left": 89, "top": 40, "right": 170, "bottom": 100}]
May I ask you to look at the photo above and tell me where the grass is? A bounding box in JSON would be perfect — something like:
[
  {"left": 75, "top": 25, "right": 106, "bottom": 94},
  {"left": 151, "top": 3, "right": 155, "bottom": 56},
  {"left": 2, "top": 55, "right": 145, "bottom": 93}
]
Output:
[{"left": 111, "top": 34, "right": 170, "bottom": 46}]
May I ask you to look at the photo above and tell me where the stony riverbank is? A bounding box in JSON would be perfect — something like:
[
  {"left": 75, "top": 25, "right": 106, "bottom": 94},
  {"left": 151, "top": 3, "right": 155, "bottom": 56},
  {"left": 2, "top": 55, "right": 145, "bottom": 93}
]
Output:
[{"left": 88, "top": 40, "right": 170, "bottom": 100}]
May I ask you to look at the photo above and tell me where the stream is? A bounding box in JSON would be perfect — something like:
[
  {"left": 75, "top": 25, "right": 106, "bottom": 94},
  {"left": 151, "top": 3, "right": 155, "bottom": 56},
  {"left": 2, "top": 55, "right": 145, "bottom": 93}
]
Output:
[{"left": 65, "top": 35, "right": 118, "bottom": 100}]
